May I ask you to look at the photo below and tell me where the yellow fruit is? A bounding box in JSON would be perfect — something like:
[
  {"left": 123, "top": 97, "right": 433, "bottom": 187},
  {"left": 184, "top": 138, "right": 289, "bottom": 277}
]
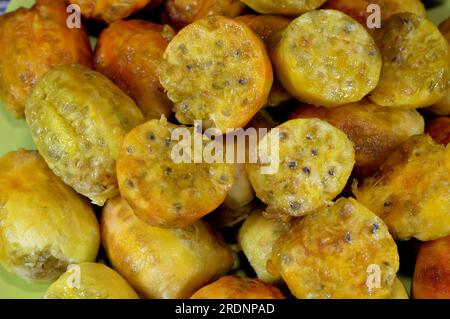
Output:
[
  {"left": 44, "top": 263, "right": 139, "bottom": 299},
  {"left": 369, "top": 13, "right": 449, "bottom": 108},
  {"left": 353, "top": 135, "right": 450, "bottom": 241},
  {"left": 271, "top": 10, "right": 381, "bottom": 107},
  {"left": 0, "top": 150, "right": 99, "bottom": 283},
  {"left": 247, "top": 118, "right": 355, "bottom": 218},
  {"left": 191, "top": 275, "right": 284, "bottom": 299},
  {"left": 0, "top": 1, "right": 92, "bottom": 118},
  {"left": 101, "top": 197, "right": 234, "bottom": 299},
  {"left": 271, "top": 198, "right": 399, "bottom": 299},
  {"left": 158, "top": 16, "right": 273, "bottom": 133},
  {"left": 25, "top": 64, "right": 144, "bottom": 206}
]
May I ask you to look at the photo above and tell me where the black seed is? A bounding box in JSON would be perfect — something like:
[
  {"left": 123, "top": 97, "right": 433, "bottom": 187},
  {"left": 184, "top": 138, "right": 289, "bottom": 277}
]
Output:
[
  {"left": 289, "top": 201, "right": 301, "bottom": 210},
  {"left": 302, "top": 167, "right": 311, "bottom": 175},
  {"left": 346, "top": 232, "right": 351, "bottom": 242},
  {"left": 279, "top": 132, "right": 287, "bottom": 141},
  {"left": 19, "top": 73, "right": 27, "bottom": 82},
  {"left": 220, "top": 174, "right": 229, "bottom": 183},
  {"left": 238, "top": 78, "right": 248, "bottom": 85},
  {"left": 384, "top": 201, "right": 392, "bottom": 208},
  {"left": 215, "top": 40, "right": 223, "bottom": 48},
  {"left": 186, "top": 64, "right": 193, "bottom": 70},
  {"left": 392, "top": 56, "right": 401, "bottom": 64},
  {"left": 306, "top": 133, "right": 314, "bottom": 140},
  {"left": 401, "top": 17, "right": 409, "bottom": 25},
  {"left": 173, "top": 203, "right": 182, "bottom": 211},
  {"left": 328, "top": 168, "right": 335, "bottom": 176},
  {"left": 125, "top": 179, "right": 134, "bottom": 189},
  {"left": 288, "top": 161, "right": 297, "bottom": 170},
  {"left": 311, "top": 149, "right": 318, "bottom": 156},
  {"left": 164, "top": 167, "right": 172, "bottom": 176},
  {"left": 343, "top": 24, "right": 352, "bottom": 33},
  {"left": 127, "top": 145, "right": 135, "bottom": 154},
  {"left": 97, "top": 137, "right": 105, "bottom": 147},
  {"left": 371, "top": 223, "right": 379, "bottom": 234},
  {"left": 147, "top": 132, "right": 155, "bottom": 140},
  {"left": 178, "top": 44, "right": 187, "bottom": 53},
  {"left": 164, "top": 138, "right": 171, "bottom": 146}
]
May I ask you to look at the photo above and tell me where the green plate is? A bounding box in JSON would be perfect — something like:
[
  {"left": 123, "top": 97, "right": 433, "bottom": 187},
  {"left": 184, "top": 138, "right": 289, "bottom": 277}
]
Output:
[{"left": 1, "top": 0, "right": 449, "bottom": 299}]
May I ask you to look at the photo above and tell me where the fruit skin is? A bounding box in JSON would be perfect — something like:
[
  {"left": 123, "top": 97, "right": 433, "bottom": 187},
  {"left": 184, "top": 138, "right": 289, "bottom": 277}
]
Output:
[
  {"left": 68, "top": 0, "right": 152, "bottom": 24},
  {"left": 322, "top": 0, "right": 426, "bottom": 32},
  {"left": 0, "top": 150, "right": 100, "bottom": 283},
  {"left": 236, "top": 14, "right": 292, "bottom": 107},
  {"left": 235, "top": 14, "right": 291, "bottom": 44},
  {"left": 270, "top": 198, "right": 399, "bottom": 299},
  {"left": 426, "top": 17, "right": 450, "bottom": 116},
  {"left": 190, "top": 275, "right": 285, "bottom": 299},
  {"left": 289, "top": 99, "right": 424, "bottom": 177},
  {"left": 44, "top": 263, "right": 139, "bottom": 299},
  {"left": 426, "top": 117, "right": 450, "bottom": 146},
  {"left": 101, "top": 197, "right": 234, "bottom": 299},
  {"left": 241, "top": 0, "right": 327, "bottom": 16},
  {"left": 237, "top": 208, "right": 285, "bottom": 283},
  {"left": 165, "top": 0, "right": 245, "bottom": 29},
  {"left": 391, "top": 278, "right": 409, "bottom": 299},
  {"left": 413, "top": 236, "right": 450, "bottom": 299},
  {"left": 353, "top": 135, "right": 450, "bottom": 241},
  {"left": 0, "top": 1, "right": 93, "bottom": 118},
  {"left": 428, "top": 91, "right": 450, "bottom": 115},
  {"left": 94, "top": 20, "right": 175, "bottom": 120},
  {"left": 25, "top": 64, "right": 144, "bottom": 206},
  {"left": 210, "top": 110, "right": 277, "bottom": 229},
  {"left": 211, "top": 164, "right": 256, "bottom": 228}
]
